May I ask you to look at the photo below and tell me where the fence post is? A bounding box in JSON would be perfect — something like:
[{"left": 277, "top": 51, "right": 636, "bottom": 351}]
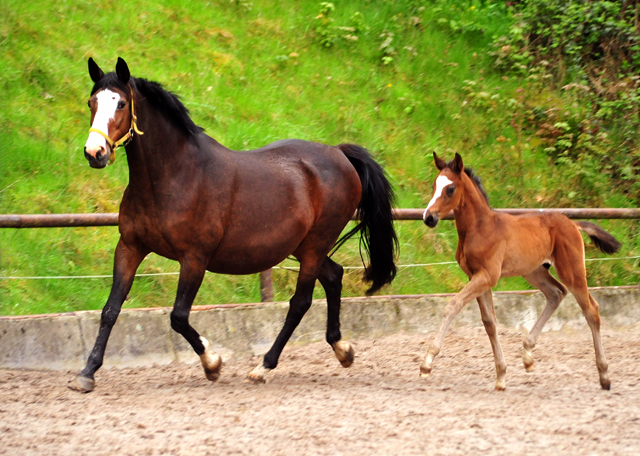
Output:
[{"left": 260, "top": 269, "right": 274, "bottom": 302}]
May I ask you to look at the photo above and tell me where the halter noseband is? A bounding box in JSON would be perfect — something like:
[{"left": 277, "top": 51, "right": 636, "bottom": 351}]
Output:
[{"left": 88, "top": 86, "right": 144, "bottom": 165}]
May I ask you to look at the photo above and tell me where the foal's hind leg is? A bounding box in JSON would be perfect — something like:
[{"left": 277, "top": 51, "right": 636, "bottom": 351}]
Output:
[
  {"left": 555, "top": 256, "right": 610, "bottom": 389},
  {"left": 318, "top": 257, "right": 354, "bottom": 368},
  {"left": 521, "top": 266, "right": 568, "bottom": 371},
  {"left": 171, "top": 257, "right": 222, "bottom": 382},
  {"left": 565, "top": 285, "right": 610, "bottom": 390},
  {"left": 477, "top": 291, "right": 507, "bottom": 391}
]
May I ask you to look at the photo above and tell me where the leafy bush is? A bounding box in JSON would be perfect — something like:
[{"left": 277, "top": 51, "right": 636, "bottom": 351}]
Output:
[{"left": 490, "top": 0, "right": 640, "bottom": 201}]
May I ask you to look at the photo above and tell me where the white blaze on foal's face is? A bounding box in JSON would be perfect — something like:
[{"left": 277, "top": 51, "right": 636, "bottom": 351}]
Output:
[
  {"left": 424, "top": 175, "right": 454, "bottom": 219},
  {"left": 85, "top": 89, "right": 121, "bottom": 150}
]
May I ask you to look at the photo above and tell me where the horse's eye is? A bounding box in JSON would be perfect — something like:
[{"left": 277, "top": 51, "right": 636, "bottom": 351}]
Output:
[
  {"left": 446, "top": 186, "right": 455, "bottom": 196},
  {"left": 87, "top": 100, "right": 91, "bottom": 108},
  {"left": 117, "top": 101, "right": 126, "bottom": 110}
]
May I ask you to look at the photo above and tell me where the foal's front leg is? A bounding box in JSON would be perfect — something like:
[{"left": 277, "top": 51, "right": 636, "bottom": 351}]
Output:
[
  {"left": 420, "top": 272, "right": 494, "bottom": 380},
  {"left": 477, "top": 290, "right": 507, "bottom": 390},
  {"left": 171, "top": 257, "right": 222, "bottom": 382}
]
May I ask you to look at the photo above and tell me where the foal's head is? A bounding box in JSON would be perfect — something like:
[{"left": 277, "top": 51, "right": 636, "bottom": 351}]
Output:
[
  {"left": 84, "top": 57, "right": 136, "bottom": 168},
  {"left": 423, "top": 152, "right": 465, "bottom": 228}
]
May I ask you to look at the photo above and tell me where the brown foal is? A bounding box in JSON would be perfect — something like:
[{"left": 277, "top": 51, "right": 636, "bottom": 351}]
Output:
[{"left": 422, "top": 152, "right": 621, "bottom": 390}]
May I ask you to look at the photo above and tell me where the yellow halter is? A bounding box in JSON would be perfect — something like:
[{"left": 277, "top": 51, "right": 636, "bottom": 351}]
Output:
[{"left": 88, "top": 86, "right": 144, "bottom": 164}]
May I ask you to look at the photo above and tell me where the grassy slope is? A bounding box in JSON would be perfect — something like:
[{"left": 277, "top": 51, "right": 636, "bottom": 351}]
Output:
[{"left": 1, "top": 0, "right": 638, "bottom": 315}]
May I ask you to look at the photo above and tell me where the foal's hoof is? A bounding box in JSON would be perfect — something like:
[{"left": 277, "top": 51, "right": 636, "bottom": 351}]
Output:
[
  {"left": 68, "top": 375, "right": 95, "bottom": 393},
  {"left": 523, "top": 350, "right": 535, "bottom": 372},
  {"left": 419, "top": 361, "right": 432, "bottom": 378},
  {"left": 245, "top": 364, "right": 269, "bottom": 384},
  {"left": 332, "top": 341, "right": 354, "bottom": 368}
]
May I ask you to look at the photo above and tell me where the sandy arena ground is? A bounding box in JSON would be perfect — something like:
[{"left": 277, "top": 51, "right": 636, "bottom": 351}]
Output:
[{"left": 1, "top": 324, "right": 639, "bottom": 455}]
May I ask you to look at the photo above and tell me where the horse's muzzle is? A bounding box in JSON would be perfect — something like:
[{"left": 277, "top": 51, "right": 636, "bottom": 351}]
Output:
[
  {"left": 424, "top": 211, "right": 439, "bottom": 228},
  {"left": 84, "top": 145, "right": 110, "bottom": 169}
]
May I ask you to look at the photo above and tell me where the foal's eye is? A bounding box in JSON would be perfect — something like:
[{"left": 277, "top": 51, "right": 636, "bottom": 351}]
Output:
[
  {"left": 117, "top": 100, "right": 126, "bottom": 110},
  {"left": 446, "top": 186, "right": 455, "bottom": 196}
]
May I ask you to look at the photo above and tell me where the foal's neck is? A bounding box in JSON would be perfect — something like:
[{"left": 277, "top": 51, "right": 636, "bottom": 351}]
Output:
[{"left": 454, "top": 172, "right": 492, "bottom": 230}]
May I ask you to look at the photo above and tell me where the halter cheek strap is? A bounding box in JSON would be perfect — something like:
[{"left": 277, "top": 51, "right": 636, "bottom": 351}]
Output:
[{"left": 88, "top": 86, "right": 144, "bottom": 164}]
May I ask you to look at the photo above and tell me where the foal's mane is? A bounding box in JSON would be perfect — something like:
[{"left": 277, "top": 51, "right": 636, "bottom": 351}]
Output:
[
  {"left": 445, "top": 159, "right": 490, "bottom": 207},
  {"left": 90, "top": 73, "right": 203, "bottom": 137}
]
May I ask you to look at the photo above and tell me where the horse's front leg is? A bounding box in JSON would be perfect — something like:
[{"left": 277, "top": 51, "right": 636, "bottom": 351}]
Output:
[
  {"left": 170, "top": 257, "right": 222, "bottom": 382},
  {"left": 420, "top": 271, "right": 495, "bottom": 379},
  {"left": 69, "top": 240, "right": 147, "bottom": 393}
]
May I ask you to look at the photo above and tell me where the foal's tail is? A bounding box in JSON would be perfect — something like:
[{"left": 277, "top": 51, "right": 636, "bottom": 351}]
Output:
[
  {"left": 575, "top": 221, "right": 622, "bottom": 255},
  {"left": 334, "top": 144, "right": 398, "bottom": 295}
]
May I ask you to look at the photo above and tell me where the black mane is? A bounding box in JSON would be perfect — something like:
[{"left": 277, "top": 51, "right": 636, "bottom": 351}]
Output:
[
  {"left": 90, "top": 73, "right": 203, "bottom": 137},
  {"left": 445, "top": 159, "right": 490, "bottom": 206}
]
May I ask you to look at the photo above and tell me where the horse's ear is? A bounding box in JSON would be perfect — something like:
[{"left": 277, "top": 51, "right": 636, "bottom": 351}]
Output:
[
  {"left": 116, "top": 57, "right": 130, "bottom": 84},
  {"left": 433, "top": 152, "right": 447, "bottom": 171},
  {"left": 451, "top": 153, "right": 464, "bottom": 174},
  {"left": 88, "top": 58, "right": 104, "bottom": 83}
]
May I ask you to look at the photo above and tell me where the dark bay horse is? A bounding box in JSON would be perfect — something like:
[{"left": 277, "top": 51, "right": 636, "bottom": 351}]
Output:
[
  {"left": 70, "top": 57, "right": 398, "bottom": 392},
  {"left": 421, "top": 152, "right": 621, "bottom": 390}
]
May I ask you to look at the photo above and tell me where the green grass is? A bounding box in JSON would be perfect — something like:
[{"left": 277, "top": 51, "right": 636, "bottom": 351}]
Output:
[{"left": 1, "top": 0, "right": 638, "bottom": 315}]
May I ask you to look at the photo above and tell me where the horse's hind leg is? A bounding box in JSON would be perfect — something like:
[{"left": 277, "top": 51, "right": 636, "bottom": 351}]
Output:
[
  {"left": 171, "top": 257, "right": 222, "bottom": 382},
  {"left": 318, "top": 257, "right": 354, "bottom": 368},
  {"left": 69, "top": 240, "right": 146, "bottom": 392},
  {"left": 521, "top": 266, "right": 568, "bottom": 371},
  {"left": 477, "top": 290, "right": 507, "bottom": 391},
  {"left": 246, "top": 265, "right": 318, "bottom": 384}
]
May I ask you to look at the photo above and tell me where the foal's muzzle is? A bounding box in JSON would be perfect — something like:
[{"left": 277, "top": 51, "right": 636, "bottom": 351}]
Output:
[{"left": 424, "top": 211, "right": 439, "bottom": 228}]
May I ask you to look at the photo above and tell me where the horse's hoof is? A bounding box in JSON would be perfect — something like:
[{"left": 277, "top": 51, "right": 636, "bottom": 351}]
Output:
[
  {"left": 332, "top": 341, "right": 354, "bottom": 368},
  {"left": 245, "top": 364, "right": 269, "bottom": 384},
  {"left": 68, "top": 375, "right": 95, "bottom": 393},
  {"left": 600, "top": 377, "right": 611, "bottom": 390},
  {"left": 495, "top": 380, "right": 506, "bottom": 391},
  {"left": 204, "top": 360, "right": 222, "bottom": 382},
  {"left": 199, "top": 337, "right": 222, "bottom": 382}
]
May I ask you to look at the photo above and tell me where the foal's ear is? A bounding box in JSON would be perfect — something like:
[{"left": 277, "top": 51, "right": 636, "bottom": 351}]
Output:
[
  {"left": 433, "top": 152, "right": 447, "bottom": 170},
  {"left": 451, "top": 153, "right": 464, "bottom": 174},
  {"left": 115, "top": 57, "right": 130, "bottom": 84},
  {"left": 88, "top": 58, "right": 104, "bottom": 83}
]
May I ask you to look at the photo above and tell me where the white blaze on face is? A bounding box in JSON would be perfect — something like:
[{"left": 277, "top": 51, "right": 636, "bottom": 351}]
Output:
[
  {"left": 85, "top": 89, "right": 121, "bottom": 150},
  {"left": 423, "top": 175, "right": 453, "bottom": 220}
]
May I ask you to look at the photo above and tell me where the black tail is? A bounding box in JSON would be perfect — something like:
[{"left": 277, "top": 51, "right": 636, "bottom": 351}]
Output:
[
  {"left": 333, "top": 144, "right": 398, "bottom": 295},
  {"left": 575, "top": 221, "right": 622, "bottom": 255}
]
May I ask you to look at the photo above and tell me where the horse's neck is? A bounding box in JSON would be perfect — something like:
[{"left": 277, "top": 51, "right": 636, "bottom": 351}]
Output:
[
  {"left": 453, "top": 174, "right": 492, "bottom": 233},
  {"left": 124, "top": 104, "right": 206, "bottom": 193}
]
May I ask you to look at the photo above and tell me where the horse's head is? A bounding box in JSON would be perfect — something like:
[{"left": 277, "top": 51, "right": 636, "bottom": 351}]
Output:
[
  {"left": 423, "top": 152, "right": 464, "bottom": 228},
  {"left": 84, "top": 57, "right": 141, "bottom": 168}
]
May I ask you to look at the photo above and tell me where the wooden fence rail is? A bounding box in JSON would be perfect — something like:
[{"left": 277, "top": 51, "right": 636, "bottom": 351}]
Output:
[
  {"left": 2, "top": 208, "right": 639, "bottom": 302},
  {"left": 2, "top": 208, "right": 640, "bottom": 228}
]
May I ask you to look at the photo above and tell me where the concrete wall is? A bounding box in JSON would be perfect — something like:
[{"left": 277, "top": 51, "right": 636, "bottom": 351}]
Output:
[{"left": 1, "top": 287, "right": 638, "bottom": 371}]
